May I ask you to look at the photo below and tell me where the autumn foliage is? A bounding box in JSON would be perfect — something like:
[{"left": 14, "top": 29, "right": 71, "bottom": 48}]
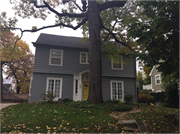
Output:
[{"left": 0, "top": 29, "right": 34, "bottom": 93}]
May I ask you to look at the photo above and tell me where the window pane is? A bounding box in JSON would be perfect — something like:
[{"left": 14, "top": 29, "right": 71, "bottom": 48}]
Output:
[
  {"left": 75, "top": 80, "right": 78, "bottom": 94},
  {"left": 51, "top": 50, "right": 61, "bottom": 58},
  {"left": 87, "top": 54, "right": 89, "bottom": 63},
  {"left": 48, "top": 79, "right": 54, "bottom": 92},
  {"left": 54, "top": 80, "right": 60, "bottom": 98},
  {"left": 112, "top": 82, "right": 116, "bottom": 100},
  {"left": 81, "top": 53, "right": 86, "bottom": 63},
  {"left": 113, "top": 62, "right": 121, "bottom": 69},
  {"left": 117, "top": 82, "right": 122, "bottom": 99},
  {"left": 51, "top": 58, "right": 61, "bottom": 65}
]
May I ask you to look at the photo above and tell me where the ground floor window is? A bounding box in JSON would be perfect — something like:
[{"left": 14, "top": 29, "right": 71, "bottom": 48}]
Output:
[
  {"left": 110, "top": 81, "right": 124, "bottom": 100},
  {"left": 46, "top": 78, "right": 62, "bottom": 99}
]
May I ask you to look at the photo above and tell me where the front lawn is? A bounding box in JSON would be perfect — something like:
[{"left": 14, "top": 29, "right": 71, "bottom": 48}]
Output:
[
  {"left": 1, "top": 103, "right": 124, "bottom": 133},
  {"left": 114, "top": 104, "right": 179, "bottom": 133},
  {"left": 1, "top": 102, "right": 179, "bottom": 133}
]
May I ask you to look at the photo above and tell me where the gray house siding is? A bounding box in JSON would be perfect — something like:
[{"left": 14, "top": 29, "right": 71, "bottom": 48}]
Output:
[
  {"left": 33, "top": 45, "right": 136, "bottom": 78},
  {"left": 30, "top": 73, "right": 73, "bottom": 102},
  {"left": 151, "top": 65, "right": 163, "bottom": 92},
  {"left": 102, "top": 77, "right": 137, "bottom": 102}
]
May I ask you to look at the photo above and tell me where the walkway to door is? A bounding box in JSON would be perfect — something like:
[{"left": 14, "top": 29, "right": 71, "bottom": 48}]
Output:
[{"left": 0, "top": 103, "right": 19, "bottom": 110}]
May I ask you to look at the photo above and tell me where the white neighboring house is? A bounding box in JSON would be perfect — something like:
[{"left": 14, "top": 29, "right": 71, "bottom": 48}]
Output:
[{"left": 143, "top": 65, "right": 164, "bottom": 93}]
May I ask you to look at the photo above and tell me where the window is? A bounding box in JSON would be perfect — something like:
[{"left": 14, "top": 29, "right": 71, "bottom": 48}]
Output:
[
  {"left": 75, "top": 80, "right": 78, "bottom": 94},
  {"left": 49, "top": 49, "right": 63, "bottom": 66},
  {"left": 46, "top": 78, "right": 63, "bottom": 99},
  {"left": 155, "top": 74, "right": 161, "bottom": 85},
  {"left": 111, "top": 56, "right": 123, "bottom": 70},
  {"left": 110, "top": 81, "right": 124, "bottom": 100},
  {"left": 80, "top": 52, "right": 89, "bottom": 64}
]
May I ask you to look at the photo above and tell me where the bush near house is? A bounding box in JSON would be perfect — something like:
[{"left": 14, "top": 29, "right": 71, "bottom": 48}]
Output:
[
  {"left": 65, "top": 100, "right": 132, "bottom": 112},
  {"left": 138, "top": 94, "right": 154, "bottom": 104},
  {"left": 150, "top": 92, "right": 165, "bottom": 103},
  {"left": 124, "top": 93, "right": 133, "bottom": 104}
]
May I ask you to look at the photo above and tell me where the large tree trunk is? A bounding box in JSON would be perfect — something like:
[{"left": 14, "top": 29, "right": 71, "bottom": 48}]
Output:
[{"left": 87, "top": 1, "right": 103, "bottom": 104}]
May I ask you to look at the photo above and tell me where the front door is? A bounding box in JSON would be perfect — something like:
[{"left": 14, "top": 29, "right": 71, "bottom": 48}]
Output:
[{"left": 82, "top": 82, "right": 89, "bottom": 100}]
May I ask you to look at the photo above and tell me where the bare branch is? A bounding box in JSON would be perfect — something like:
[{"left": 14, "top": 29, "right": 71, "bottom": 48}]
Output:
[
  {"left": 31, "top": 0, "right": 87, "bottom": 18},
  {"left": 1, "top": 17, "right": 88, "bottom": 51},
  {"left": 72, "top": 1, "right": 84, "bottom": 12},
  {"left": 99, "top": 1, "right": 127, "bottom": 12},
  {"left": 103, "top": 26, "right": 133, "bottom": 51}
]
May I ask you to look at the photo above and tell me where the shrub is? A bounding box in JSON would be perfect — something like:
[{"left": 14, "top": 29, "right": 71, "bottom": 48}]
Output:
[
  {"left": 163, "top": 82, "right": 179, "bottom": 108},
  {"left": 150, "top": 92, "right": 165, "bottom": 103},
  {"left": 111, "top": 104, "right": 132, "bottom": 112},
  {"left": 41, "top": 91, "right": 55, "bottom": 102},
  {"left": 138, "top": 94, "right": 154, "bottom": 104},
  {"left": 62, "top": 99, "right": 73, "bottom": 104},
  {"left": 124, "top": 93, "right": 133, "bottom": 104},
  {"left": 66, "top": 100, "right": 132, "bottom": 112}
]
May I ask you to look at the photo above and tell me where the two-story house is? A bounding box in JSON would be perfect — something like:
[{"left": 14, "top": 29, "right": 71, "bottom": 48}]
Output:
[
  {"left": 29, "top": 33, "right": 137, "bottom": 102},
  {"left": 143, "top": 65, "right": 164, "bottom": 92}
]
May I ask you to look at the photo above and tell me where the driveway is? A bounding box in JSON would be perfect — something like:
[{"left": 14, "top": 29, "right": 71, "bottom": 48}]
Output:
[{"left": 0, "top": 103, "right": 19, "bottom": 110}]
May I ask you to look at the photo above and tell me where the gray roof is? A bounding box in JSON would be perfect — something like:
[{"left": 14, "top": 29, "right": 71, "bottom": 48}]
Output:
[{"left": 33, "top": 33, "right": 89, "bottom": 49}]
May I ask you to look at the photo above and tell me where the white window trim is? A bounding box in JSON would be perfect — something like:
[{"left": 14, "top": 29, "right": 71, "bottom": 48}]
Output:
[
  {"left": 110, "top": 80, "right": 124, "bottom": 101},
  {"left": 46, "top": 77, "right": 63, "bottom": 100},
  {"left": 49, "top": 49, "right": 63, "bottom": 66},
  {"left": 111, "top": 56, "right": 123, "bottom": 70},
  {"left": 155, "top": 74, "right": 161, "bottom": 85},
  {"left": 80, "top": 52, "right": 89, "bottom": 64}
]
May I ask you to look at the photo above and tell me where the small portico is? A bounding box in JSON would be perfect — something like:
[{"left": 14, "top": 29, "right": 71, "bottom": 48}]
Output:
[{"left": 73, "top": 70, "right": 90, "bottom": 101}]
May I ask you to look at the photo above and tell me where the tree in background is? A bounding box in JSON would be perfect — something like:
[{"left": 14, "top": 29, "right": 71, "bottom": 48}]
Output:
[
  {"left": 137, "top": 71, "right": 144, "bottom": 92},
  {"left": 161, "top": 75, "right": 179, "bottom": 108},
  {"left": 143, "top": 65, "right": 152, "bottom": 85},
  {"left": 1, "top": 12, "right": 34, "bottom": 94},
  {"left": 127, "top": 1, "right": 179, "bottom": 79},
  {"left": 5, "top": 53, "right": 34, "bottom": 93}
]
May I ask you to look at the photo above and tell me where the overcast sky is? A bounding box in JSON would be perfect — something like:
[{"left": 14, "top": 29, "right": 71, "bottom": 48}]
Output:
[
  {"left": 0, "top": 0, "right": 83, "bottom": 54},
  {"left": 1, "top": 0, "right": 141, "bottom": 76}
]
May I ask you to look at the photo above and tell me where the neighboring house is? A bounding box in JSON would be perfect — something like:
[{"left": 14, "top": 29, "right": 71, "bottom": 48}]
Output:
[
  {"left": 3, "top": 84, "right": 12, "bottom": 93},
  {"left": 29, "top": 33, "right": 137, "bottom": 102},
  {"left": 143, "top": 65, "right": 164, "bottom": 93}
]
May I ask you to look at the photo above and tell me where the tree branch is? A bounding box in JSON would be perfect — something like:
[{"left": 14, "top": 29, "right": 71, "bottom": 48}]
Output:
[
  {"left": 72, "top": 1, "right": 84, "bottom": 12},
  {"left": 103, "top": 26, "right": 133, "bottom": 51},
  {"left": 1, "top": 17, "right": 87, "bottom": 51},
  {"left": 99, "top": 1, "right": 127, "bottom": 12},
  {"left": 31, "top": 0, "right": 87, "bottom": 18}
]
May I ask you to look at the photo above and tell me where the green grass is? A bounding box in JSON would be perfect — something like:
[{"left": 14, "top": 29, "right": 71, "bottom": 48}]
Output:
[
  {"left": 115, "top": 104, "right": 179, "bottom": 133},
  {"left": 1, "top": 103, "right": 123, "bottom": 133},
  {"left": 1, "top": 102, "right": 179, "bottom": 133}
]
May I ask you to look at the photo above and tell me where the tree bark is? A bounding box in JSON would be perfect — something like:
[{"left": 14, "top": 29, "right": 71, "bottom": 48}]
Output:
[
  {"left": 16, "top": 80, "right": 21, "bottom": 94},
  {"left": 87, "top": 1, "right": 103, "bottom": 104}
]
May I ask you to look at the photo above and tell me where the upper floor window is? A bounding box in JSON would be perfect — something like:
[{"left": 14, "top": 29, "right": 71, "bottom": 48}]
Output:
[
  {"left": 155, "top": 74, "right": 161, "bottom": 85},
  {"left": 111, "top": 56, "right": 123, "bottom": 70},
  {"left": 80, "top": 52, "right": 89, "bottom": 64},
  {"left": 49, "top": 49, "right": 63, "bottom": 66}
]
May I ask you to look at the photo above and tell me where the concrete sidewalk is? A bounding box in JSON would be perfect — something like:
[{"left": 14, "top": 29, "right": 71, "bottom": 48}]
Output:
[{"left": 0, "top": 103, "right": 19, "bottom": 110}]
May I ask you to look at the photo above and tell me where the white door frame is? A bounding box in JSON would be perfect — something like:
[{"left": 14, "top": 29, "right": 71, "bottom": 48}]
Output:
[{"left": 73, "top": 70, "right": 89, "bottom": 101}]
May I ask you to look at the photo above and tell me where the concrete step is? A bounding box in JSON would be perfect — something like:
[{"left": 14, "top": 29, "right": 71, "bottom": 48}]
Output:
[{"left": 118, "top": 120, "right": 138, "bottom": 128}]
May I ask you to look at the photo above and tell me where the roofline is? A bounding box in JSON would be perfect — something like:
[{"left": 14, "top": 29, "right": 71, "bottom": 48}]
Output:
[
  {"left": 149, "top": 66, "right": 155, "bottom": 76},
  {"left": 32, "top": 42, "right": 89, "bottom": 49}
]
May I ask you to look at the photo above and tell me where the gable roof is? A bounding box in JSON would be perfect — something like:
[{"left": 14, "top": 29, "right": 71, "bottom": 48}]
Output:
[
  {"left": 149, "top": 65, "right": 160, "bottom": 76},
  {"left": 33, "top": 33, "right": 124, "bottom": 49},
  {"left": 33, "top": 33, "right": 89, "bottom": 49}
]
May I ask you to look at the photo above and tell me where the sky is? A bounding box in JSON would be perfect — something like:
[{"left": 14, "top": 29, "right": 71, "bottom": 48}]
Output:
[
  {"left": 1, "top": 0, "right": 141, "bottom": 82},
  {"left": 0, "top": 0, "right": 83, "bottom": 54}
]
